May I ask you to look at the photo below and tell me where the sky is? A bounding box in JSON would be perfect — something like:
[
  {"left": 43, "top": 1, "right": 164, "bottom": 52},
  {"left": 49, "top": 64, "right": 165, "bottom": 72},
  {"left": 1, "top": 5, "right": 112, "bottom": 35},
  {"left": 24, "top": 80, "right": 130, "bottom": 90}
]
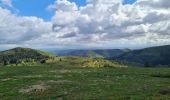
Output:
[
  {"left": 11, "top": 0, "right": 135, "bottom": 21},
  {"left": 0, "top": 0, "right": 170, "bottom": 50}
]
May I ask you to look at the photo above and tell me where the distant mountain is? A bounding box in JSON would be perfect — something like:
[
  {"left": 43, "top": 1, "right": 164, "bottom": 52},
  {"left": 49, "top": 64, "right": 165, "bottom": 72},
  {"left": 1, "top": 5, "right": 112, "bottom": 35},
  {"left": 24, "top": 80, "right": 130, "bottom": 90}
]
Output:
[
  {"left": 61, "top": 50, "right": 103, "bottom": 58},
  {"left": 49, "top": 49, "right": 131, "bottom": 58},
  {"left": 115, "top": 45, "right": 170, "bottom": 66},
  {"left": 0, "top": 47, "right": 53, "bottom": 65}
]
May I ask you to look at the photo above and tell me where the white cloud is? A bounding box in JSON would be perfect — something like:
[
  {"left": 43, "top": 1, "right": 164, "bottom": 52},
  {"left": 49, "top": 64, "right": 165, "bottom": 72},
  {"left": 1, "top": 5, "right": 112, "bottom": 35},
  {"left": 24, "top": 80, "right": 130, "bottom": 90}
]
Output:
[
  {"left": 48, "top": 0, "right": 78, "bottom": 12},
  {"left": 0, "top": 7, "right": 52, "bottom": 44},
  {"left": 48, "top": 0, "right": 170, "bottom": 48},
  {"left": 0, "top": 0, "right": 170, "bottom": 49},
  {"left": 136, "top": 0, "right": 170, "bottom": 9}
]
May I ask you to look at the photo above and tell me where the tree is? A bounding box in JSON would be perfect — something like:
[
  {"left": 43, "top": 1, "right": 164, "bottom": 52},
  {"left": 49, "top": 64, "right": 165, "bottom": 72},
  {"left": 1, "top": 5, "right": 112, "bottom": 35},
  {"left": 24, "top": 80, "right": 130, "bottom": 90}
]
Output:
[
  {"left": 40, "top": 59, "right": 46, "bottom": 64},
  {"left": 144, "top": 61, "right": 151, "bottom": 67},
  {"left": 4, "top": 60, "right": 9, "bottom": 66}
]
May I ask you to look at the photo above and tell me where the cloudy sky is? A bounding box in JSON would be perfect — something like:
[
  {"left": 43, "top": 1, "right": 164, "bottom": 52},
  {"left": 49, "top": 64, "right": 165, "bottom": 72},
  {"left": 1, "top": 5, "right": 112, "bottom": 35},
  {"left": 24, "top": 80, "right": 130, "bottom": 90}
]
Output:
[{"left": 0, "top": 0, "right": 170, "bottom": 50}]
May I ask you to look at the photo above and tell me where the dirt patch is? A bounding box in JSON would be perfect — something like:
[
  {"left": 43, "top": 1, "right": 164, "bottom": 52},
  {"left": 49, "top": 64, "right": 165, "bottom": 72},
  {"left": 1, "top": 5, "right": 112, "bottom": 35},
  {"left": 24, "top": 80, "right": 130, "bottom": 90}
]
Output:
[
  {"left": 19, "top": 82, "right": 49, "bottom": 94},
  {"left": 54, "top": 75, "right": 63, "bottom": 78},
  {"left": 22, "top": 75, "right": 43, "bottom": 78},
  {"left": 1, "top": 78, "right": 17, "bottom": 82},
  {"left": 50, "top": 70, "right": 84, "bottom": 74},
  {"left": 1, "top": 78, "right": 12, "bottom": 81},
  {"left": 59, "top": 70, "right": 71, "bottom": 73},
  {"left": 49, "top": 70, "right": 71, "bottom": 74},
  {"left": 48, "top": 80, "right": 73, "bottom": 84}
]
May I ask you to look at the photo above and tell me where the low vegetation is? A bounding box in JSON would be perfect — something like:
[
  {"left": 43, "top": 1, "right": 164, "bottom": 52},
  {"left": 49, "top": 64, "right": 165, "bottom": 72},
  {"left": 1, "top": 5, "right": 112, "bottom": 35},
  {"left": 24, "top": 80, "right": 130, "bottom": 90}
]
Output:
[
  {"left": 45, "top": 56, "right": 128, "bottom": 68},
  {"left": 0, "top": 65, "right": 169, "bottom": 99}
]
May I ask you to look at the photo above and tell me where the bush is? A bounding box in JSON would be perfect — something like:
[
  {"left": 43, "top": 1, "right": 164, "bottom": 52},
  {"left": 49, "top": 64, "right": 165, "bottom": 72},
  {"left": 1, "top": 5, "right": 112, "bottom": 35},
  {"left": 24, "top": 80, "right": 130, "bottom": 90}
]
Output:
[
  {"left": 144, "top": 61, "right": 151, "bottom": 67},
  {"left": 3, "top": 60, "right": 9, "bottom": 65},
  {"left": 40, "top": 60, "right": 46, "bottom": 64}
]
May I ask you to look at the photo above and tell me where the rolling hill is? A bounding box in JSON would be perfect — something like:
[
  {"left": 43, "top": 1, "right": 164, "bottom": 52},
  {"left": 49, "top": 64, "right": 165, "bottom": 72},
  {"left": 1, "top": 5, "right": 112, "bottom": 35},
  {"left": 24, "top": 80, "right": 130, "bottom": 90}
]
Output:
[
  {"left": 115, "top": 45, "right": 170, "bottom": 66},
  {"left": 49, "top": 49, "right": 131, "bottom": 58},
  {"left": 0, "top": 47, "right": 53, "bottom": 65},
  {"left": 0, "top": 47, "right": 127, "bottom": 68},
  {"left": 1, "top": 45, "right": 170, "bottom": 67}
]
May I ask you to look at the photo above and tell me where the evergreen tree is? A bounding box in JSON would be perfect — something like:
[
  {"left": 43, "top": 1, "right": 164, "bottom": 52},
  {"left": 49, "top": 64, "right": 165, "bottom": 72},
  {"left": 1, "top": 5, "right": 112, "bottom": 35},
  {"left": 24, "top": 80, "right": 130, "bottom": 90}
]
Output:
[
  {"left": 4, "top": 60, "right": 9, "bottom": 65},
  {"left": 59, "top": 58, "right": 62, "bottom": 62},
  {"left": 40, "top": 59, "right": 46, "bottom": 64},
  {"left": 144, "top": 61, "right": 151, "bottom": 67}
]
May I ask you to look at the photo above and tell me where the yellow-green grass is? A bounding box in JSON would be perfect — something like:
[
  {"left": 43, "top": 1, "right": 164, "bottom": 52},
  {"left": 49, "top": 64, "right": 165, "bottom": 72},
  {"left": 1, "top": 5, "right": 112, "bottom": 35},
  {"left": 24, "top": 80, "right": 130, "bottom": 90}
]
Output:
[{"left": 0, "top": 63, "right": 169, "bottom": 100}]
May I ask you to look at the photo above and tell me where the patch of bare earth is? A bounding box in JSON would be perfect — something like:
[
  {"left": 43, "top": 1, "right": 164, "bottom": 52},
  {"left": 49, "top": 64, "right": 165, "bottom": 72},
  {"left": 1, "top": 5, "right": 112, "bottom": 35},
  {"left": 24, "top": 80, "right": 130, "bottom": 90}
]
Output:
[
  {"left": 19, "top": 82, "right": 49, "bottom": 94},
  {"left": 1, "top": 78, "right": 17, "bottom": 82},
  {"left": 49, "top": 70, "right": 84, "bottom": 74},
  {"left": 15, "top": 75, "right": 43, "bottom": 78},
  {"left": 48, "top": 80, "right": 73, "bottom": 84},
  {"left": 50, "top": 70, "right": 71, "bottom": 74}
]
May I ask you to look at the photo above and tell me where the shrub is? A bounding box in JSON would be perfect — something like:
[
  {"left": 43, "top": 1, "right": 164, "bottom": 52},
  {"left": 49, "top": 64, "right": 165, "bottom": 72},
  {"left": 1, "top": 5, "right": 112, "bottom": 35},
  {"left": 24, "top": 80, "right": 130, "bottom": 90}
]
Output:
[
  {"left": 40, "top": 60, "right": 46, "bottom": 64},
  {"left": 144, "top": 61, "right": 151, "bottom": 67},
  {"left": 3, "top": 60, "right": 9, "bottom": 65}
]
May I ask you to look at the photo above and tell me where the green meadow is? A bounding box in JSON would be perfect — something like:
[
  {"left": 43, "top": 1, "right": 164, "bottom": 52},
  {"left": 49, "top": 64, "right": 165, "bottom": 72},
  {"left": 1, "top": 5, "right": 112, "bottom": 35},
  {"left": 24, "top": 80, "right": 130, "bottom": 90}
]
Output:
[{"left": 0, "top": 60, "right": 169, "bottom": 100}]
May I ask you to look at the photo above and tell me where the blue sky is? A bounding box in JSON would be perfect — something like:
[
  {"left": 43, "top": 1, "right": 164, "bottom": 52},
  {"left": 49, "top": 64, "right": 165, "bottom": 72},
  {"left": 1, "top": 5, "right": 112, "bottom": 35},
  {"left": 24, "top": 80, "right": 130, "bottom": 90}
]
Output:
[
  {"left": 123, "top": 0, "right": 137, "bottom": 4},
  {"left": 13, "top": 0, "right": 136, "bottom": 21},
  {"left": 13, "top": 0, "right": 55, "bottom": 20}
]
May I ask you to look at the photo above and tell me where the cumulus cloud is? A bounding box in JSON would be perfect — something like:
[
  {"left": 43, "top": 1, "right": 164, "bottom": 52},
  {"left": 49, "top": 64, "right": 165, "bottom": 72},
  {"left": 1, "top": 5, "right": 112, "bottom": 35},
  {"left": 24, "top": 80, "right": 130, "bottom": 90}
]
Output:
[
  {"left": 48, "top": 0, "right": 78, "bottom": 12},
  {"left": 48, "top": 0, "right": 170, "bottom": 48},
  {"left": 0, "top": 7, "right": 52, "bottom": 45},
  {"left": 136, "top": 0, "right": 170, "bottom": 9},
  {"left": 0, "top": 0, "right": 170, "bottom": 49}
]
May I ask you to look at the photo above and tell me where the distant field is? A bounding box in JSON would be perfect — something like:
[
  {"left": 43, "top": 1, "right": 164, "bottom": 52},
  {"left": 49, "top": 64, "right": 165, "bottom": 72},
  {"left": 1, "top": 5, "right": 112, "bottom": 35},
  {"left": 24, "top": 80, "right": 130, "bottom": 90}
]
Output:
[{"left": 0, "top": 63, "right": 170, "bottom": 100}]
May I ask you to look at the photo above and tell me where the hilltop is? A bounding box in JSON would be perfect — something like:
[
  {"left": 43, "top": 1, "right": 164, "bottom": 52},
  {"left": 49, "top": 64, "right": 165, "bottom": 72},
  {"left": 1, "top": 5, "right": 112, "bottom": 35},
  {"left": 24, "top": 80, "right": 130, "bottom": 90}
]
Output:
[
  {"left": 0, "top": 47, "right": 54, "bottom": 66},
  {"left": 45, "top": 56, "right": 127, "bottom": 68}
]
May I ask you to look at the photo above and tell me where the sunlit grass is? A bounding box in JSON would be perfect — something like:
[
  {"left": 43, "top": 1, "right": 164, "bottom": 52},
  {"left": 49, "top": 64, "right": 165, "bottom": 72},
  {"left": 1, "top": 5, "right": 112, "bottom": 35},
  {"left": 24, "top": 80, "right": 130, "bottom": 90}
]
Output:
[{"left": 0, "top": 64, "right": 169, "bottom": 100}]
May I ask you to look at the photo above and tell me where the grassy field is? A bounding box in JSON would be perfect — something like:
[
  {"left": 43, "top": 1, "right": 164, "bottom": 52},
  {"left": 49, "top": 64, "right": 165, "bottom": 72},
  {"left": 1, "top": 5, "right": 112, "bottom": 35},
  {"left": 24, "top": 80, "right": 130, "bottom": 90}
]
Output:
[{"left": 0, "top": 61, "right": 170, "bottom": 100}]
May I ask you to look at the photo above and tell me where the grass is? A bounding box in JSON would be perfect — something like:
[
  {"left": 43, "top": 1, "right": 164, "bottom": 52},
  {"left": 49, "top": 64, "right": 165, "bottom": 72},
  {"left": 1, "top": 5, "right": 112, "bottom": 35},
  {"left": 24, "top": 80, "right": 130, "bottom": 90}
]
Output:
[{"left": 0, "top": 62, "right": 169, "bottom": 100}]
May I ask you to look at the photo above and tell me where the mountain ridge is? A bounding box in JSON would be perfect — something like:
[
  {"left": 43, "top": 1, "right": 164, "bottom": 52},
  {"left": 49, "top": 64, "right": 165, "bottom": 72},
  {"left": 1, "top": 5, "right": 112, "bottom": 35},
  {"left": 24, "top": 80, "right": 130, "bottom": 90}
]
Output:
[
  {"left": 114, "top": 45, "right": 170, "bottom": 66},
  {"left": 0, "top": 45, "right": 170, "bottom": 67},
  {"left": 49, "top": 49, "right": 131, "bottom": 58}
]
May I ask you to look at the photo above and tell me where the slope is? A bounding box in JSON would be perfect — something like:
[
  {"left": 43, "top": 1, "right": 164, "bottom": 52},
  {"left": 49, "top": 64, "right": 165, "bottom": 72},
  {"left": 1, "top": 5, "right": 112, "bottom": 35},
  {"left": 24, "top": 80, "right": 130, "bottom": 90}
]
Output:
[
  {"left": 115, "top": 45, "right": 170, "bottom": 66},
  {"left": 0, "top": 47, "right": 53, "bottom": 65},
  {"left": 50, "top": 49, "right": 130, "bottom": 58}
]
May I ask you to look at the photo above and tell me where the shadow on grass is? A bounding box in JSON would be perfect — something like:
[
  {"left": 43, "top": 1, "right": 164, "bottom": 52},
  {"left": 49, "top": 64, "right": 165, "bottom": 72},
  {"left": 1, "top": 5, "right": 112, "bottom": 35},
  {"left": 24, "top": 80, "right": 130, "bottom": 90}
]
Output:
[
  {"left": 150, "top": 73, "right": 170, "bottom": 78},
  {"left": 159, "top": 88, "right": 170, "bottom": 95}
]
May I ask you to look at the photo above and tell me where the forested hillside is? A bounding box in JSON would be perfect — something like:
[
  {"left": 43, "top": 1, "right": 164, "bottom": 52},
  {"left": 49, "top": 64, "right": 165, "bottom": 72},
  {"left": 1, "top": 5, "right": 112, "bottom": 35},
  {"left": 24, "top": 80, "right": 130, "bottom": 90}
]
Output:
[
  {"left": 0, "top": 47, "right": 53, "bottom": 65},
  {"left": 115, "top": 45, "right": 170, "bottom": 66},
  {"left": 50, "top": 49, "right": 130, "bottom": 58}
]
